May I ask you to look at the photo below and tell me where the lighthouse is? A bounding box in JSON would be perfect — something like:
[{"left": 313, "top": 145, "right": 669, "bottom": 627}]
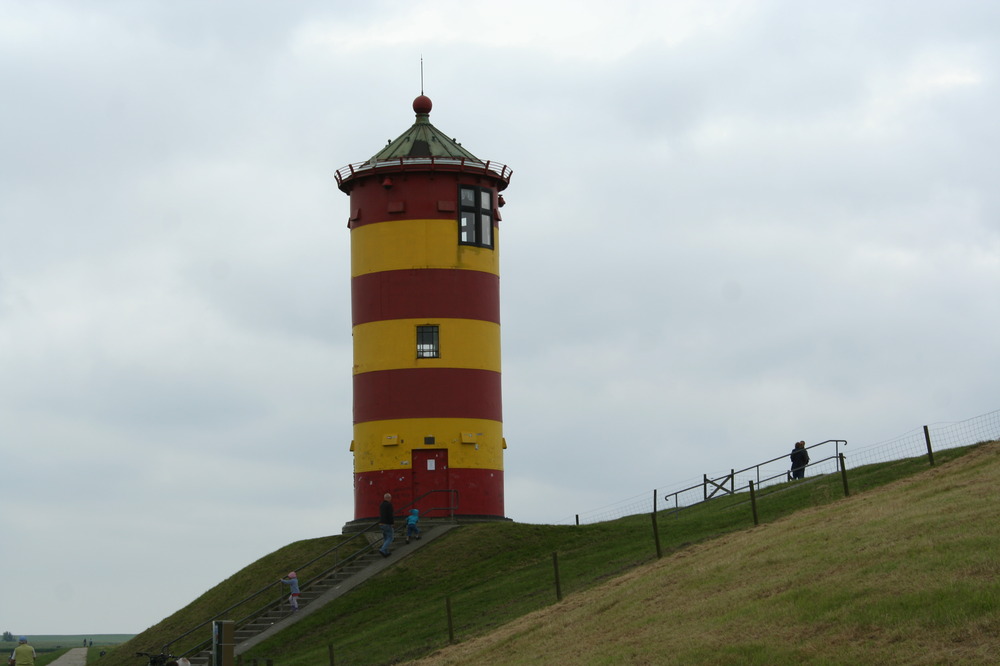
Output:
[{"left": 335, "top": 94, "right": 512, "bottom": 523}]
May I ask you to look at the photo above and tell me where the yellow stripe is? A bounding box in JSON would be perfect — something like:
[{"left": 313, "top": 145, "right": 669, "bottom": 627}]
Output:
[
  {"left": 351, "top": 218, "right": 499, "bottom": 277},
  {"left": 353, "top": 418, "right": 504, "bottom": 472},
  {"left": 353, "top": 318, "right": 500, "bottom": 374}
]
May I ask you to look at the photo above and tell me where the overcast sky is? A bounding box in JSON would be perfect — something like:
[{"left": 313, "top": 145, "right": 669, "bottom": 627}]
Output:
[{"left": 2, "top": 0, "right": 998, "bottom": 636}]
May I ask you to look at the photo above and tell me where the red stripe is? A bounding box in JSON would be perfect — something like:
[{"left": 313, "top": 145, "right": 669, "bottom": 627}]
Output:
[
  {"left": 352, "top": 269, "right": 499, "bottom": 326},
  {"left": 353, "top": 468, "right": 504, "bottom": 520},
  {"left": 346, "top": 173, "right": 502, "bottom": 228},
  {"left": 354, "top": 368, "right": 502, "bottom": 423}
]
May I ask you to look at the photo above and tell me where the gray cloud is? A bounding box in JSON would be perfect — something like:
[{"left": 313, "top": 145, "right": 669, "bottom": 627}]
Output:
[{"left": 1, "top": 0, "right": 998, "bottom": 634}]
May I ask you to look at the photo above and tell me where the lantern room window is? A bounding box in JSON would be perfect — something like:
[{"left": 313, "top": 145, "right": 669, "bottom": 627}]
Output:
[
  {"left": 459, "top": 185, "right": 493, "bottom": 249},
  {"left": 416, "top": 325, "right": 440, "bottom": 358}
]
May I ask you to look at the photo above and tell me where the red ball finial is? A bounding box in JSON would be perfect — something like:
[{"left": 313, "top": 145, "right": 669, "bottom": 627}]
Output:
[{"left": 413, "top": 95, "right": 432, "bottom": 115}]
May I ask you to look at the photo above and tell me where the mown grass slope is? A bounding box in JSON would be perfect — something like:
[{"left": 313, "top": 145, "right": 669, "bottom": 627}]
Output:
[
  {"left": 411, "top": 443, "right": 1000, "bottom": 665},
  {"left": 94, "top": 444, "right": 997, "bottom": 665}
]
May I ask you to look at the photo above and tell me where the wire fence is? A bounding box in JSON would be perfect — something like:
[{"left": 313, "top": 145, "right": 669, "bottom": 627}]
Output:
[
  {"left": 566, "top": 408, "right": 1000, "bottom": 526},
  {"left": 234, "top": 408, "right": 1000, "bottom": 665}
]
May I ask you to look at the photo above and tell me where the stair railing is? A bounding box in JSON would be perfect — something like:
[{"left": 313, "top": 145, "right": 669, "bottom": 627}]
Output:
[
  {"left": 165, "top": 522, "right": 383, "bottom": 658},
  {"left": 164, "top": 488, "right": 461, "bottom": 659}
]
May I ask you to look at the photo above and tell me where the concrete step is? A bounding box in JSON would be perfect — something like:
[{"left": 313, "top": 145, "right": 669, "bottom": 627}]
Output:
[{"left": 174, "top": 525, "right": 452, "bottom": 664}]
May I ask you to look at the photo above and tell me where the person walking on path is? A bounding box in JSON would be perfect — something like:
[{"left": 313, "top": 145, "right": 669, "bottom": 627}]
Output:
[
  {"left": 379, "top": 493, "right": 395, "bottom": 557},
  {"left": 279, "top": 571, "right": 301, "bottom": 612},
  {"left": 10, "top": 637, "right": 36, "bottom": 666},
  {"left": 405, "top": 508, "right": 421, "bottom": 544},
  {"left": 790, "top": 440, "right": 810, "bottom": 480}
]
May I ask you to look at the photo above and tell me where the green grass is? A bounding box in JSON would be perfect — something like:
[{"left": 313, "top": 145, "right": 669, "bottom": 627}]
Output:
[
  {"left": 0, "top": 635, "right": 130, "bottom": 666},
  {"left": 93, "top": 444, "right": 993, "bottom": 666},
  {"left": 1, "top": 635, "right": 130, "bottom": 651},
  {"left": 88, "top": 536, "right": 356, "bottom": 664},
  {"left": 36, "top": 648, "right": 71, "bottom": 666},
  {"left": 411, "top": 443, "right": 1000, "bottom": 665}
]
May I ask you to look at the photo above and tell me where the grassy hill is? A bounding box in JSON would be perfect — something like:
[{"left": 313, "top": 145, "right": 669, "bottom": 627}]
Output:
[
  {"left": 95, "top": 443, "right": 999, "bottom": 665},
  {"left": 411, "top": 443, "right": 1000, "bottom": 665}
]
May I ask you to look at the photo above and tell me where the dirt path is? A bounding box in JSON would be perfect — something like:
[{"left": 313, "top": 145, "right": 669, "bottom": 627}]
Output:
[{"left": 48, "top": 647, "right": 88, "bottom": 665}]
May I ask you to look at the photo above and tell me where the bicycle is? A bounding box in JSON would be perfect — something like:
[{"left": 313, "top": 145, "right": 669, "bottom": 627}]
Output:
[{"left": 134, "top": 651, "right": 177, "bottom": 666}]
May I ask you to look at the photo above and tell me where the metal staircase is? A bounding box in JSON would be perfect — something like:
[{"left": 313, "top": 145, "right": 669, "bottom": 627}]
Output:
[
  {"left": 182, "top": 545, "right": 382, "bottom": 665},
  {"left": 169, "top": 523, "right": 453, "bottom": 666}
]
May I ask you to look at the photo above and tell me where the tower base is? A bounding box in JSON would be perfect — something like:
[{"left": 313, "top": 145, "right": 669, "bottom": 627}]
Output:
[{"left": 353, "top": 467, "right": 504, "bottom": 521}]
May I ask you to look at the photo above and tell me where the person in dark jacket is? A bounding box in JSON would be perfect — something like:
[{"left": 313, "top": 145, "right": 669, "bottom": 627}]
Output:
[
  {"left": 379, "top": 493, "right": 395, "bottom": 557},
  {"left": 790, "top": 440, "right": 810, "bottom": 479}
]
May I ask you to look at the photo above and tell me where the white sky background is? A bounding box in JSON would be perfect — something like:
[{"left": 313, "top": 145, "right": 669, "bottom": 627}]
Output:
[{"left": 1, "top": 0, "right": 998, "bottom": 635}]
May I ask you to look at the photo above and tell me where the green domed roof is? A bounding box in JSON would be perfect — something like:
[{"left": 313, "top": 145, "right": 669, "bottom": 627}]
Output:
[{"left": 366, "top": 95, "right": 483, "bottom": 164}]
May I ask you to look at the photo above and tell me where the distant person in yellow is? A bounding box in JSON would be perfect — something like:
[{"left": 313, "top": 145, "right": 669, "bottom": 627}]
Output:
[{"left": 10, "top": 636, "right": 36, "bottom": 666}]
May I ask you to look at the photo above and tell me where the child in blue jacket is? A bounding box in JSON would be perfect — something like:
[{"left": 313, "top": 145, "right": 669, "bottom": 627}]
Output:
[
  {"left": 280, "top": 571, "right": 300, "bottom": 612},
  {"left": 405, "top": 509, "right": 421, "bottom": 544}
]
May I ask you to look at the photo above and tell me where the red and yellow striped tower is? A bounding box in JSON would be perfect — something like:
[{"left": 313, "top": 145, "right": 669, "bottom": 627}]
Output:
[{"left": 335, "top": 95, "right": 512, "bottom": 522}]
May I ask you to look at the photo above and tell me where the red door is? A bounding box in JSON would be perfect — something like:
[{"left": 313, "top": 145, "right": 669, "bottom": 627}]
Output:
[{"left": 412, "top": 450, "right": 450, "bottom": 517}]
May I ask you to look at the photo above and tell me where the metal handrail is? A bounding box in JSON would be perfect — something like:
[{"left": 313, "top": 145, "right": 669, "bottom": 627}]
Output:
[
  {"left": 663, "top": 439, "right": 847, "bottom": 511},
  {"left": 741, "top": 453, "right": 842, "bottom": 497},
  {"left": 179, "top": 534, "right": 381, "bottom": 659},
  {"left": 335, "top": 156, "right": 513, "bottom": 186},
  {"left": 735, "top": 439, "right": 846, "bottom": 487},
  {"left": 164, "top": 524, "right": 381, "bottom": 655},
  {"left": 164, "top": 488, "right": 461, "bottom": 657},
  {"left": 397, "top": 488, "right": 459, "bottom": 521}
]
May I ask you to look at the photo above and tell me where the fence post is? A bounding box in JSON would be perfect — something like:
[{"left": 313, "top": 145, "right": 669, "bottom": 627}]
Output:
[
  {"left": 651, "top": 512, "right": 662, "bottom": 559},
  {"left": 552, "top": 552, "right": 563, "bottom": 601},
  {"left": 446, "top": 595, "right": 455, "bottom": 644},
  {"left": 923, "top": 425, "right": 936, "bottom": 466},
  {"left": 748, "top": 480, "right": 759, "bottom": 526},
  {"left": 653, "top": 489, "right": 657, "bottom": 514},
  {"left": 703, "top": 474, "right": 708, "bottom": 501},
  {"left": 575, "top": 514, "right": 579, "bottom": 526},
  {"left": 328, "top": 642, "right": 335, "bottom": 666},
  {"left": 839, "top": 453, "right": 850, "bottom": 497}
]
